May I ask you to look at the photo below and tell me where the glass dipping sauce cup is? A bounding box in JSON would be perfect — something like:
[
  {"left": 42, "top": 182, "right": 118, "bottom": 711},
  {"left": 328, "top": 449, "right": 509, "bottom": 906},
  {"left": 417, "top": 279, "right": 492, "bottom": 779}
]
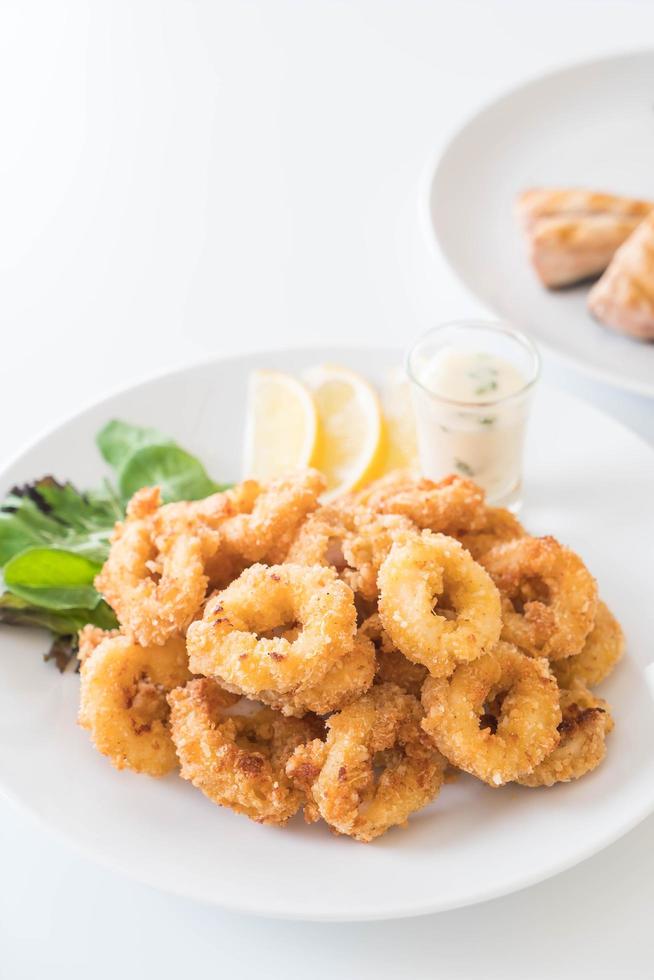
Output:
[{"left": 406, "top": 320, "right": 540, "bottom": 511}]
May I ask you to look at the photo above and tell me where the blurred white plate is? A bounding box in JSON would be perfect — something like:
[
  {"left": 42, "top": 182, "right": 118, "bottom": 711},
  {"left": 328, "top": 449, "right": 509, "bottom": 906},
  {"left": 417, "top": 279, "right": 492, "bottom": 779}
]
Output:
[
  {"left": 0, "top": 348, "right": 653, "bottom": 921},
  {"left": 424, "top": 50, "right": 654, "bottom": 397}
]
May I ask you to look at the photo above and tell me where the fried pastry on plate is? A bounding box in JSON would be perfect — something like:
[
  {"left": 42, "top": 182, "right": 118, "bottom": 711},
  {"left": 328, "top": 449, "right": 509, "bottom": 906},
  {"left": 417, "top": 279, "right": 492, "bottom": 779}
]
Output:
[
  {"left": 516, "top": 188, "right": 652, "bottom": 288},
  {"left": 588, "top": 209, "right": 654, "bottom": 340}
]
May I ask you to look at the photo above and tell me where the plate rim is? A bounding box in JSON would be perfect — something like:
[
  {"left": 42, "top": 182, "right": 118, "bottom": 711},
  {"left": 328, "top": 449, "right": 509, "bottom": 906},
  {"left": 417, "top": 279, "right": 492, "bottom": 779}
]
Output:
[
  {"left": 3, "top": 771, "right": 654, "bottom": 922},
  {"left": 0, "top": 344, "right": 399, "bottom": 485},
  {"left": 418, "top": 47, "right": 654, "bottom": 400},
  {"left": 1, "top": 346, "right": 654, "bottom": 921}
]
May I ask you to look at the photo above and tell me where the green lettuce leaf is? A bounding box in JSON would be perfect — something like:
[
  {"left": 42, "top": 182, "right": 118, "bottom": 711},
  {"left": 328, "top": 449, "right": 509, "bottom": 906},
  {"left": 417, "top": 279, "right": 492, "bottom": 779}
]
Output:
[
  {"left": 3, "top": 547, "right": 103, "bottom": 610},
  {"left": 96, "top": 419, "right": 174, "bottom": 471},
  {"left": 118, "top": 444, "right": 225, "bottom": 502},
  {"left": 0, "top": 477, "right": 119, "bottom": 568},
  {"left": 0, "top": 592, "right": 118, "bottom": 672},
  {"left": 98, "top": 419, "right": 229, "bottom": 504},
  {"left": 0, "top": 418, "right": 230, "bottom": 666},
  {"left": 0, "top": 591, "right": 117, "bottom": 634}
]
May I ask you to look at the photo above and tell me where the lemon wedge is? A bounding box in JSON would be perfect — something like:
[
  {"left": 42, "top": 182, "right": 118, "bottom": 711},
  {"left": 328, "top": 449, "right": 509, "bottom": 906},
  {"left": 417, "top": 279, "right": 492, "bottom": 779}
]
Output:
[
  {"left": 303, "top": 364, "right": 384, "bottom": 499},
  {"left": 243, "top": 370, "right": 318, "bottom": 480},
  {"left": 379, "top": 368, "right": 420, "bottom": 473}
]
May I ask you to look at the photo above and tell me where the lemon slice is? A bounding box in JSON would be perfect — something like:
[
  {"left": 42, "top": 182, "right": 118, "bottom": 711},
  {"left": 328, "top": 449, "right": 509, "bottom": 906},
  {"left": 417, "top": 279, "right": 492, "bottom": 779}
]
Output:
[
  {"left": 303, "top": 364, "right": 383, "bottom": 499},
  {"left": 379, "top": 368, "right": 420, "bottom": 473},
  {"left": 243, "top": 370, "right": 318, "bottom": 480}
]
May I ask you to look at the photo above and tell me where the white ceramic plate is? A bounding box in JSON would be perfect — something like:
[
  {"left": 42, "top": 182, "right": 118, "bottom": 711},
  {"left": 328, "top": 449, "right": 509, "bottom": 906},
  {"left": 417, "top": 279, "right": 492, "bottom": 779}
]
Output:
[
  {"left": 1, "top": 348, "right": 653, "bottom": 921},
  {"left": 424, "top": 50, "right": 654, "bottom": 397}
]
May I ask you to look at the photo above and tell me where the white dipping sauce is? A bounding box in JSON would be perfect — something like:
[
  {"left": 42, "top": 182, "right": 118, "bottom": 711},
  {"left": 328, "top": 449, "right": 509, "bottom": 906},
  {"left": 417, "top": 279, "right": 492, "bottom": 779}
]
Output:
[{"left": 411, "top": 347, "right": 529, "bottom": 505}]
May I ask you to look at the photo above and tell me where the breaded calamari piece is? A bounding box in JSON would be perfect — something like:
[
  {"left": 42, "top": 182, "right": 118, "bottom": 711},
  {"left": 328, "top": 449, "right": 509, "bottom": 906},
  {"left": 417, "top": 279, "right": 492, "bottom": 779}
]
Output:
[
  {"left": 287, "top": 683, "right": 445, "bottom": 841},
  {"left": 421, "top": 642, "right": 561, "bottom": 787},
  {"left": 518, "top": 685, "right": 613, "bottom": 787},
  {"left": 378, "top": 530, "right": 501, "bottom": 678},
  {"left": 552, "top": 601, "right": 625, "bottom": 689},
  {"left": 79, "top": 632, "right": 191, "bottom": 776},
  {"left": 481, "top": 535, "right": 598, "bottom": 660},
  {"left": 169, "top": 677, "right": 323, "bottom": 824}
]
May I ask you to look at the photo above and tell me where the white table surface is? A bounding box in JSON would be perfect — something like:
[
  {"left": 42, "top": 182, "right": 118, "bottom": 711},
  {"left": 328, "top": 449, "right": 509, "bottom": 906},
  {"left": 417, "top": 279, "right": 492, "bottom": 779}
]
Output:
[{"left": 1, "top": 2, "right": 653, "bottom": 976}]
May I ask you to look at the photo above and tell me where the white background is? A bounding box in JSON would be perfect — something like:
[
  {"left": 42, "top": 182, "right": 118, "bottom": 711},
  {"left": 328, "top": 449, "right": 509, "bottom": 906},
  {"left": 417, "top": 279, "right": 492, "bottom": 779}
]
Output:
[{"left": 1, "top": 1, "right": 653, "bottom": 977}]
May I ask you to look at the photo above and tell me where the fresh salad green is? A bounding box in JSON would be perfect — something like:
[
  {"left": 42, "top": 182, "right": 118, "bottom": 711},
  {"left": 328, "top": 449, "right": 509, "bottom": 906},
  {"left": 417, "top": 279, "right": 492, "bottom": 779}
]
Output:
[{"left": 0, "top": 421, "right": 230, "bottom": 669}]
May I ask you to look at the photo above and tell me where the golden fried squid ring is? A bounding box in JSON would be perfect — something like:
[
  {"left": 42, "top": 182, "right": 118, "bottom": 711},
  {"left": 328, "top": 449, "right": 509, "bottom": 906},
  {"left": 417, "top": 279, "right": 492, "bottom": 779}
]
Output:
[
  {"left": 457, "top": 507, "right": 526, "bottom": 561},
  {"left": 154, "top": 481, "right": 260, "bottom": 537},
  {"left": 360, "top": 613, "right": 428, "bottom": 697},
  {"left": 342, "top": 511, "right": 416, "bottom": 600},
  {"left": 286, "top": 503, "right": 359, "bottom": 568},
  {"left": 95, "top": 487, "right": 211, "bottom": 646},
  {"left": 287, "top": 503, "right": 415, "bottom": 600},
  {"left": 77, "top": 625, "right": 119, "bottom": 665},
  {"left": 168, "top": 678, "right": 323, "bottom": 825},
  {"left": 552, "top": 601, "right": 625, "bottom": 689},
  {"left": 421, "top": 642, "right": 561, "bottom": 786},
  {"left": 78, "top": 633, "right": 191, "bottom": 776},
  {"left": 186, "top": 563, "right": 359, "bottom": 714},
  {"left": 358, "top": 472, "right": 486, "bottom": 535},
  {"left": 481, "top": 536, "right": 598, "bottom": 660},
  {"left": 220, "top": 469, "right": 326, "bottom": 564},
  {"left": 257, "top": 627, "right": 376, "bottom": 716},
  {"left": 378, "top": 531, "right": 502, "bottom": 678},
  {"left": 518, "top": 685, "right": 614, "bottom": 787},
  {"left": 156, "top": 481, "right": 260, "bottom": 589},
  {"left": 286, "top": 683, "right": 445, "bottom": 842}
]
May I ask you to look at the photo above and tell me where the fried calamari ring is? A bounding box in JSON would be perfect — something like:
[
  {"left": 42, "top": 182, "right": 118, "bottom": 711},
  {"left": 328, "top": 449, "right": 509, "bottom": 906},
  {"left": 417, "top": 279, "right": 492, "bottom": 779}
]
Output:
[
  {"left": 287, "top": 503, "right": 415, "bottom": 600},
  {"left": 220, "top": 469, "right": 326, "bottom": 564},
  {"left": 286, "top": 682, "right": 445, "bottom": 841},
  {"left": 360, "top": 613, "right": 428, "bottom": 697},
  {"left": 186, "top": 563, "right": 358, "bottom": 710},
  {"left": 342, "top": 510, "right": 416, "bottom": 600},
  {"left": 552, "top": 601, "right": 625, "bottom": 689},
  {"left": 457, "top": 507, "right": 526, "bottom": 561},
  {"left": 378, "top": 531, "right": 501, "bottom": 677},
  {"left": 157, "top": 481, "right": 260, "bottom": 589},
  {"left": 421, "top": 642, "right": 561, "bottom": 786},
  {"left": 286, "top": 503, "right": 359, "bottom": 569},
  {"left": 95, "top": 487, "right": 210, "bottom": 646},
  {"left": 154, "top": 481, "right": 260, "bottom": 538},
  {"left": 77, "top": 625, "right": 120, "bottom": 665},
  {"left": 253, "top": 628, "right": 376, "bottom": 716},
  {"left": 169, "top": 677, "right": 322, "bottom": 824},
  {"left": 78, "top": 632, "right": 191, "bottom": 776},
  {"left": 358, "top": 472, "right": 486, "bottom": 535},
  {"left": 226, "top": 621, "right": 376, "bottom": 716},
  {"left": 481, "top": 536, "right": 598, "bottom": 660},
  {"left": 517, "top": 685, "right": 614, "bottom": 787}
]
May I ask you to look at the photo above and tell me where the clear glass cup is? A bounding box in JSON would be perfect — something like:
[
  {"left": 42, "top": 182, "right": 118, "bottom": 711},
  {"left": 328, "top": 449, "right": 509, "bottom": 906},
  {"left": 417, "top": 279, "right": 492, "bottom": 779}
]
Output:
[{"left": 406, "top": 320, "right": 540, "bottom": 511}]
